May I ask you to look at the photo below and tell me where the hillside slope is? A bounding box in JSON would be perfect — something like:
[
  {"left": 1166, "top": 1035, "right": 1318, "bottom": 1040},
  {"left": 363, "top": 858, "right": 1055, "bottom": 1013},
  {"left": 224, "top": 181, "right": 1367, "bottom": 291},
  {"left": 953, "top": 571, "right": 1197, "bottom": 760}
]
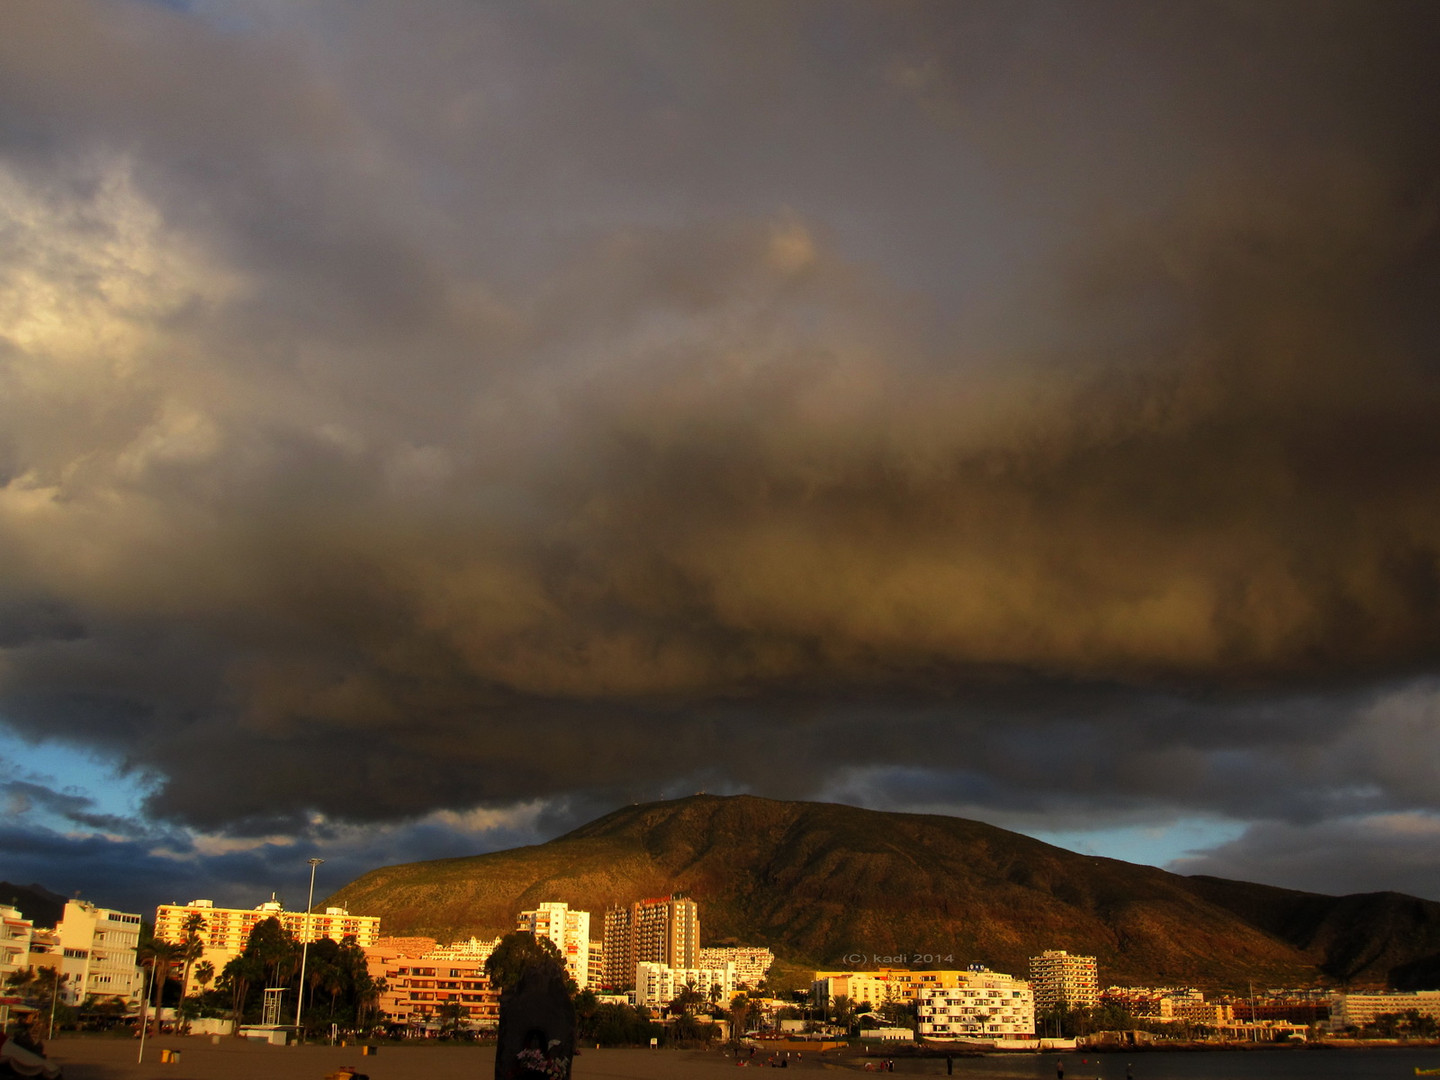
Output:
[{"left": 328, "top": 794, "right": 1437, "bottom": 989}]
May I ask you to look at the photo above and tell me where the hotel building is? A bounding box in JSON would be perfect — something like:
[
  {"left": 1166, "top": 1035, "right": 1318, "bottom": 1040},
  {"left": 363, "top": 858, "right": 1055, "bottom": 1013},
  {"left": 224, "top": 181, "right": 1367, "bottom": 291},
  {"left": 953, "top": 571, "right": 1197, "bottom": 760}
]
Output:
[
  {"left": 814, "top": 968, "right": 992, "bottom": 1009},
  {"left": 1028, "top": 950, "right": 1099, "bottom": 1011},
  {"left": 634, "top": 960, "right": 736, "bottom": 1011},
  {"left": 365, "top": 938, "right": 500, "bottom": 1030},
  {"left": 916, "top": 969, "right": 1035, "bottom": 1040},
  {"left": 1329, "top": 990, "right": 1440, "bottom": 1031},
  {"left": 516, "top": 901, "right": 591, "bottom": 989},
  {"left": 155, "top": 897, "right": 381, "bottom": 971},
  {"left": 602, "top": 894, "right": 699, "bottom": 990}
]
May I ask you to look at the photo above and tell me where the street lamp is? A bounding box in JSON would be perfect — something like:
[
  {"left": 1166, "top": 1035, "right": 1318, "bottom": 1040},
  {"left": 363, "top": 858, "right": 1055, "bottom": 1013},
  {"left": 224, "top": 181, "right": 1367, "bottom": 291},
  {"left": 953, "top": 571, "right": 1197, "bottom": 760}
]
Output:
[{"left": 294, "top": 857, "right": 324, "bottom": 1039}]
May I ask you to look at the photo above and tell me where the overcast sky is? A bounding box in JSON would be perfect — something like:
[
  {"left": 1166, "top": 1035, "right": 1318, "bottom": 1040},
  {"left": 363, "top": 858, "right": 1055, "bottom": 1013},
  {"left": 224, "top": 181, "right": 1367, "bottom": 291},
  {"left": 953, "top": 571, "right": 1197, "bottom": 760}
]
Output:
[{"left": 3, "top": 0, "right": 1440, "bottom": 921}]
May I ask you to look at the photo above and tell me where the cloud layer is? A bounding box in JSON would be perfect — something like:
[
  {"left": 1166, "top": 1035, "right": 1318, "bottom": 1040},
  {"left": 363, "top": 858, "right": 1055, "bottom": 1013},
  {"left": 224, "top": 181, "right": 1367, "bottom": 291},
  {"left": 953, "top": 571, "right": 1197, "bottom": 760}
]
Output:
[{"left": 2, "top": 0, "right": 1440, "bottom": 902}]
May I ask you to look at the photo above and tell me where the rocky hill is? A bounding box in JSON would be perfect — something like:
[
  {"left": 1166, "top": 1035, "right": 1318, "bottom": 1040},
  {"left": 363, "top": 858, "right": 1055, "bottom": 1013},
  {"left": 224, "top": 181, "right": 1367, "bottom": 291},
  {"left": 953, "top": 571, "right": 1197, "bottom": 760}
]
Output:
[{"left": 327, "top": 794, "right": 1440, "bottom": 990}]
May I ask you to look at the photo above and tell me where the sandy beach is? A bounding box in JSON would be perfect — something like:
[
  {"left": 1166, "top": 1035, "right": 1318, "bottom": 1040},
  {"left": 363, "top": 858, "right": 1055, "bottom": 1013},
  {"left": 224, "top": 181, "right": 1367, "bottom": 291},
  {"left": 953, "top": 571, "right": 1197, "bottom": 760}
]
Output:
[{"left": 42, "top": 1037, "right": 857, "bottom": 1080}]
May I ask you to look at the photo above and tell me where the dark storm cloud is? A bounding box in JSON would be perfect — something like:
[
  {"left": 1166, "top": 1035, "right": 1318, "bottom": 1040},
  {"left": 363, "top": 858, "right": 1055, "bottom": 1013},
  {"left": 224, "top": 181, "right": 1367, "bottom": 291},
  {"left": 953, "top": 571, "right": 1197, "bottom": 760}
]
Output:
[
  {"left": 1, "top": 0, "right": 1439, "bottom": 899},
  {"left": 1171, "top": 814, "right": 1440, "bottom": 900}
]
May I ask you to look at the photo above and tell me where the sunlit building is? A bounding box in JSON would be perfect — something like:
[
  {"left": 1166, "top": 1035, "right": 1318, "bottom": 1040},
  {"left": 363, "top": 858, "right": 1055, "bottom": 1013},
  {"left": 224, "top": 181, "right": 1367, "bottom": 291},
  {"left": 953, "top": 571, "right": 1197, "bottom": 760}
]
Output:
[
  {"left": 1028, "top": 950, "right": 1098, "bottom": 1011},
  {"left": 634, "top": 960, "right": 736, "bottom": 1011},
  {"left": 365, "top": 939, "right": 500, "bottom": 1030},
  {"left": 916, "top": 968, "right": 1034, "bottom": 1040},
  {"left": 602, "top": 894, "right": 699, "bottom": 990},
  {"left": 55, "top": 899, "right": 143, "bottom": 1005},
  {"left": 814, "top": 968, "right": 990, "bottom": 1010},
  {"left": 155, "top": 896, "right": 381, "bottom": 971},
  {"left": 1329, "top": 991, "right": 1440, "bottom": 1032},
  {"left": 0, "top": 905, "right": 35, "bottom": 982},
  {"left": 698, "top": 946, "right": 774, "bottom": 989},
  {"left": 517, "top": 901, "right": 591, "bottom": 988}
]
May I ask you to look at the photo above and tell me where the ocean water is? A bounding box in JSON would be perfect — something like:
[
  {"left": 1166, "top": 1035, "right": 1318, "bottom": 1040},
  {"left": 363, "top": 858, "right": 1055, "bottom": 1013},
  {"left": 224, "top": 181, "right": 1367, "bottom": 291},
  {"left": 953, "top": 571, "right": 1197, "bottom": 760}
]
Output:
[{"left": 899, "top": 1048, "right": 1438, "bottom": 1079}]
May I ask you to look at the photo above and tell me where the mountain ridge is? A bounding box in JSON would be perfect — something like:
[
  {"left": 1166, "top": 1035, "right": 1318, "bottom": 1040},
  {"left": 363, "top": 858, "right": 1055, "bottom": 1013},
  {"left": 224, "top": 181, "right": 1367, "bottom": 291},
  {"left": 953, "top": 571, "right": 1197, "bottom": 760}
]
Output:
[{"left": 327, "top": 794, "right": 1440, "bottom": 990}]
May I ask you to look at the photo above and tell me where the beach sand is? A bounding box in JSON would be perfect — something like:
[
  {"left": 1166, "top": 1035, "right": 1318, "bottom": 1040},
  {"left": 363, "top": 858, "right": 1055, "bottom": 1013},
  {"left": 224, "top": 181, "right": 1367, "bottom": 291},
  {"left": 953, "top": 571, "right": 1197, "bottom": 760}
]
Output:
[{"left": 43, "top": 1037, "right": 860, "bottom": 1080}]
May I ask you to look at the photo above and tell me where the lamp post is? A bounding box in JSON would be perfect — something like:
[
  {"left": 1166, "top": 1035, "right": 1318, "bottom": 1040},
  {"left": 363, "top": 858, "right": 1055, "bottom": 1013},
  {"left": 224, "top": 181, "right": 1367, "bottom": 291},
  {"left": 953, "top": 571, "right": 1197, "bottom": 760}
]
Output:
[{"left": 294, "top": 857, "right": 324, "bottom": 1039}]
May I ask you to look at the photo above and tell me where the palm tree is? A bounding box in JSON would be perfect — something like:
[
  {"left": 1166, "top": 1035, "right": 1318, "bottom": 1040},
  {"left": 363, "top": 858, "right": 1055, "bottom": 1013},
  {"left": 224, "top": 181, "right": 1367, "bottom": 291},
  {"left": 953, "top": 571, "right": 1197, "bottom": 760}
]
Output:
[
  {"left": 671, "top": 980, "right": 705, "bottom": 1017},
  {"left": 194, "top": 960, "right": 215, "bottom": 994},
  {"left": 178, "top": 911, "right": 208, "bottom": 1003},
  {"left": 729, "top": 994, "right": 751, "bottom": 1044},
  {"left": 137, "top": 936, "right": 178, "bottom": 1039}
]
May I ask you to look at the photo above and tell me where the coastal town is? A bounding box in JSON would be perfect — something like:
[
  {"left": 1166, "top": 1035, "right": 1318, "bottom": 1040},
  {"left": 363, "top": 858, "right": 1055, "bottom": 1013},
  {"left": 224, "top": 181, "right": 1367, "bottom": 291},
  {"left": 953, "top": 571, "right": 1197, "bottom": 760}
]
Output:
[{"left": 3, "top": 890, "right": 1436, "bottom": 1053}]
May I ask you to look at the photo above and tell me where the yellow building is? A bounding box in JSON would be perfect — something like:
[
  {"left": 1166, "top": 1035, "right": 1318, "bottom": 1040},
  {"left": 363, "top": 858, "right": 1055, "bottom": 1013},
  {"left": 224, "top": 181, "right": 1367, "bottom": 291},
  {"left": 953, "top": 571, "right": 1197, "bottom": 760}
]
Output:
[
  {"left": 56, "top": 899, "right": 143, "bottom": 1005},
  {"left": 1028, "top": 950, "right": 1099, "bottom": 1011},
  {"left": 155, "top": 897, "right": 380, "bottom": 972},
  {"left": 814, "top": 968, "right": 991, "bottom": 1010}
]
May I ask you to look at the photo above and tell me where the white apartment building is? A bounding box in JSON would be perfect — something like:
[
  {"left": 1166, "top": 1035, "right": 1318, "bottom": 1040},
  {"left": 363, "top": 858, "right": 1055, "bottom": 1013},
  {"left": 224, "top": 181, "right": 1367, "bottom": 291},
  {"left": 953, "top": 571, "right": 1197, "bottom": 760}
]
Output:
[
  {"left": 634, "top": 961, "right": 736, "bottom": 1011},
  {"left": 1028, "top": 950, "right": 1099, "bottom": 1011},
  {"left": 698, "top": 946, "right": 774, "bottom": 989},
  {"left": 517, "top": 901, "right": 591, "bottom": 989},
  {"left": 916, "top": 969, "right": 1034, "bottom": 1040},
  {"left": 0, "top": 904, "right": 35, "bottom": 981},
  {"left": 1329, "top": 991, "right": 1440, "bottom": 1031},
  {"left": 55, "top": 899, "right": 143, "bottom": 1005},
  {"left": 154, "top": 897, "right": 380, "bottom": 971}
]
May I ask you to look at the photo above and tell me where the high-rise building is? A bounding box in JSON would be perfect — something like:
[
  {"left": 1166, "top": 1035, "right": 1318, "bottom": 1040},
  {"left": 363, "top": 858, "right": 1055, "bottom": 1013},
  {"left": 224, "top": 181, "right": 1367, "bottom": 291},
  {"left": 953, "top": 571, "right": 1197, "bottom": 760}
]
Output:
[
  {"left": 1028, "top": 950, "right": 1099, "bottom": 1011},
  {"left": 516, "top": 901, "right": 591, "bottom": 989},
  {"left": 602, "top": 894, "right": 699, "bottom": 990}
]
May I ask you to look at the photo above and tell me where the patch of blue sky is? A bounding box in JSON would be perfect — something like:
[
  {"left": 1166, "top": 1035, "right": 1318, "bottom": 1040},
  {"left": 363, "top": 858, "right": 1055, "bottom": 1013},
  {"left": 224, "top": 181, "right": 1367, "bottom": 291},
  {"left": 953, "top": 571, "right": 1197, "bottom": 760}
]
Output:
[
  {"left": 0, "top": 725, "right": 155, "bottom": 826},
  {"left": 1020, "top": 818, "right": 1248, "bottom": 873}
]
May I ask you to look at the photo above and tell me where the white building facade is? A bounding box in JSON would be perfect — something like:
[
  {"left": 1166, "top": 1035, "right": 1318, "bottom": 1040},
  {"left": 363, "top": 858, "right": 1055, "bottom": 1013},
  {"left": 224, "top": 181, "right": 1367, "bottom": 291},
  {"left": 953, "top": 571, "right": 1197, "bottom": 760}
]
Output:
[
  {"left": 55, "top": 899, "right": 143, "bottom": 1005},
  {"left": 1330, "top": 991, "right": 1440, "bottom": 1031},
  {"left": 917, "top": 969, "right": 1034, "bottom": 1040},
  {"left": 0, "top": 905, "right": 35, "bottom": 981},
  {"left": 698, "top": 946, "right": 774, "bottom": 990},
  {"left": 634, "top": 961, "right": 736, "bottom": 1011},
  {"left": 516, "top": 902, "right": 591, "bottom": 989}
]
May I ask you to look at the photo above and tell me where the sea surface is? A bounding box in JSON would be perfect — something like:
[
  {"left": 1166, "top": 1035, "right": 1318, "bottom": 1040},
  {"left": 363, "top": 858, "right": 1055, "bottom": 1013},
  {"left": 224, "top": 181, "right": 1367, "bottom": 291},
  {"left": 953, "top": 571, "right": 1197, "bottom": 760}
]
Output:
[{"left": 905, "top": 1048, "right": 1438, "bottom": 1080}]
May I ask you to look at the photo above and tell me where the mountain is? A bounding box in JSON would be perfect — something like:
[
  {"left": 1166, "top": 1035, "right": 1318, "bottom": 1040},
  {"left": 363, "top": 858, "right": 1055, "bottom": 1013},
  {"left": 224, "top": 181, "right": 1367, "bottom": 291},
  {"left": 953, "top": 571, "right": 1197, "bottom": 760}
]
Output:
[
  {"left": 327, "top": 794, "right": 1440, "bottom": 990},
  {"left": 0, "top": 882, "right": 67, "bottom": 928}
]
